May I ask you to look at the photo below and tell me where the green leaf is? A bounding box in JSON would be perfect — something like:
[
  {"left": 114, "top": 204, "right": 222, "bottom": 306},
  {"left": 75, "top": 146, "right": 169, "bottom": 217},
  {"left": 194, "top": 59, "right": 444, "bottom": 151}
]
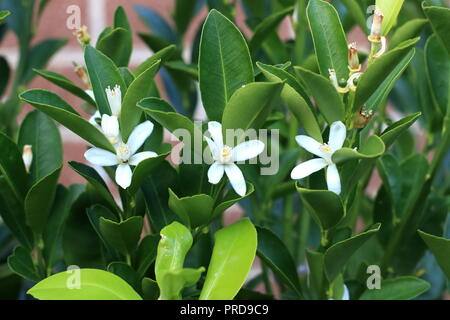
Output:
[
  {"left": 168, "top": 189, "right": 215, "bottom": 229},
  {"left": 306, "top": 250, "right": 325, "bottom": 299},
  {"left": 0, "top": 132, "right": 29, "bottom": 200},
  {"left": 34, "top": 69, "right": 96, "bottom": 105},
  {"left": 199, "top": 218, "right": 257, "bottom": 300},
  {"left": 212, "top": 183, "right": 255, "bottom": 219},
  {"left": 7, "top": 246, "right": 40, "bottom": 282},
  {"left": 249, "top": 6, "right": 294, "bottom": 55},
  {"left": 18, "top": 110, "right": 62, "bottom": 184},
  {"left": 390, "top": 19, "right": 428, "bottom": 49},
  {"left": 23, "top": 39, "right": 67, "bottom": 84},
  {"left": 256, "top": 226, "right": 303, "bottom": 298},
  {"left": 68, "top": 161, "right": 119, "bottom": 213},
  {"left": 99, "top": 216, "right": 143, "bottom": 256},
  {"left": 354, "top": 38, "right": 419, "bottom": 108},
  {"left": 257, "top": 62, "right": 322, "bottom": 142},
  {"left": 19, "top": 89, "right": 114, "bottom": 152},
  {"left": 294, "top": 66, "right": 345, "bottom": 124},
  {"left": 380, "top": 112, "right": 421, "bottom": 149},
  {"left": 340, "top": 0, "right": 367, "bottom": 33},
  {"left": 332, "top": 135, "right": 385, "bottom": 164},
  {"left": 423, "top": 4, "right": 450, "bottom": 55},
  {"left": 222, "top": 82, "right": 284, "bottom": 142},
  {"left": 25, "top": 167, "right": 61, "bottom": 235},
  {"left": 365, "top": 49, "right": 415, "bottom": 112},
  {"left": 27, "top": 269, "right": 142, "bottom": 300},
  {"left": 425, "top": 35, "right": 449, "bottom": 115},
  {"left": 324, "top": 223, "right": 381, "bottom": 282},
  {"left": 155, "top": 222, "right": 198, "bottom": 300},
  {"left": 359, "top": 276, "right": 430, "bottom": 300},
  {"left": 134, "top": 45, "right": 176, "bottom": 77},
  {"left": 173, "top": 0, "right": 198, "bottom": 35},
  {"left": 84, "top": 45, "right": 127, "bottom": 115},
  {"left": 96, "top": 28, "right": 131, "bottom": 67},
  {"left": 376, "top": 0, "right": 405, "bottom": 35},
  {"left": 134, "top": 234, "right": 159, "bottom": 278},
  {"left": 120, "top": 61, "right": 161, "bottom": 140},
  {"left": 307, "top": 0, "right": 348, "bottom": 80},
  {"left": 142, "top": 277, "right": 160, "bottom": 300},
  {"left": 0, "top": 57, "right": 10, "bottom": 97},
  {"left": 138, "top": 97, "right": 204, "bottom": 157},
  {"left": 418, "top": 230, "right": 450, "bottom": 279},
  {"left": 0, "top": 10, "right": 10, "bottom": 24},
  {"left": 0, "top": 178, "right": 33, "bottom": 250},
  {"left": 199, "top": 9, "right": 254, "bottom": 121},
  {"left": 296, "top": 187, "right": 345, "bottom": 231},
  {"left": 128, "top": 147, "right": 171, "bottom": 195}
]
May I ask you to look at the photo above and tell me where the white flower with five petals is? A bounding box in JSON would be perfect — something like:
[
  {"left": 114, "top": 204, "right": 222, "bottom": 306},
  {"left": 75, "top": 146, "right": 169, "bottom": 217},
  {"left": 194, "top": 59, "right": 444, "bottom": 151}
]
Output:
[
  {"left": 290, "top": 121, "right": 347, "bottom": 195},
  {"left": 84, "top": 121, "right": 157, "bottom": 189},
  {"left": 205, "top": 121, "right": 265, "bottom": 197}
]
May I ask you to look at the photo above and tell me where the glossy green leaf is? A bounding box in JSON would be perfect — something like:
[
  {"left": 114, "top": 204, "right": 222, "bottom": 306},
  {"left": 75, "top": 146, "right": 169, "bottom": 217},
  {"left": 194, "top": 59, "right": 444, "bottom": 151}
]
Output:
[
  {"left": 390, "top": 19, "right": 428, "bottom": 49},
  {"left": 142, "top": 277, "right": 160, "bottom": 300},
  {"left": 0, "top": 132, "right": 29, "bottom": 200},
  {"left": 7, "top": 246, "right": 40, "bottom": 282},
  {"left": 0, "top": 10, "right": 10, "bottom": 24},
  {"left": 107, "top": 262, "right": 141, "bottom": 293},
  {"left": 297, "top": 187, "right": 344, "bottom": 231},
  {"left": 365, "top": 49, "right": 415, "bottom": 112},
  {"left": 120, "top": 60, "right": 161, "bottom": 140},
  {"left": 423, "top": 4, "right": 450, "bottom": 55},
  {"left": 376, "top": 0, "right": 404, "bottom": 35},
  {"left": 425, "top": 35, "right": 449, "bottom": 115},
  {"left": 34, "top": 69, "right": 96, "bottom": 105},
  {"left": 418, "top": 230, "right": 450, "bottom": 279},
  {"left": 27, "top": 269, "right": 142, "bottom": 300},
  {"left": 359, "top": 276, "right": 430, "bottom": 300},
  {"left": 138, "top": 97, "right": 204, "bottom": 157},
  {"left": 332, "top": 135, "right": 385, "bottom": 164},
  {"left": 84, "top": 45, "right": 127, "bottom": 115},
  {"left": 168, "top": 189, "right": 214, "bottom": 228},
  {"left": 380, "top": 112, "right": 421, "bottom": 148},
  {"left": 222, "top": 82, "right": 284, "bottom": 142},
  {"left": 249, "top": 6, "right": 294, "bottom": 55},
  {"left": 199, "top": 9, "right": 254, "bottom": 121},
  {"left": 324, "top": 223, "right": 381, "bottom": 282},
  {"left": 307, "top": 0, "right": 348, "bottom": 80},
  {"left": 96, "top": 28, "right": 131, "bottom": 67},
  {"left": 173, "top": 0, "right": 198, "bottom": 35},
  {"left": 256, "top": 226, "right": 303, "bottom": 298},
  {"left": 128, "top": 148, "right": 171, "bottom": 195},
  {"left": 134, "top": 45, "right": 176, "bottom": 77},
  {"left": 159, "top": 267, "right": 205, "bottom": 300},
  {"left": 200, "top": 218, "right": 257, "bottom": 300},
  {"left": 18, "top": 110, "right": 62, "bottom": 184},
  {"left": 294, "top": 66, "right": 345, "bottom": 124},
  {"left": 99, "top": 216, "right": 143, "bottom": 256},
  {"left": 134, "top": 234, "right": 159, "bottom": 278},
  {"left": 20, "top": 89, "right": 114, "bottom": 152},
  {"left": 354, "top": 38, "right": 419, "bottom": 108},
  {"left": 257, "top": 62, "right": 322, "bottom": 142},
  {"left": 212, "top": 183, "right": 255, "bottom": 219},
  {"left": 25, "top": 167, "right": 61, "bottom": 235}
]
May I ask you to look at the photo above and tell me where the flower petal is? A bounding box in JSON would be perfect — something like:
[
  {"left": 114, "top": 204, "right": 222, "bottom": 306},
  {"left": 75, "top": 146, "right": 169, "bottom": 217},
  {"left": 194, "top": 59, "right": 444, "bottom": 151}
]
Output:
[
  {"left": 89, "top": 110, "right": 101, "bottom": 127},
  {"left": 127, "top": 121, "right": 154, "bottom": 155},
  {"left": 326, "top": 164, "right": 341, "bottom": 195},
  {"left": 295, "top": 135, "right": 327, "bottom": 159},
  {"left": 207, "top": 121, "right": 223, "bottom": 149},
  {"left": 101, "top": 114, "right": 120, "bottom": 145},
  {"left": 224, "top": 163, "right": 246, "bottom": 197},
  {"left": 328, "top": 121, "right": 346, "bottom": 151},
  {"left": 84, "top": 148, "right": 118, "bottom": 166},
  {"left": 205, "top": 136, "right": 219, "bottom": 159},
  {"left": 233, "top": 140, "right": 265, "bottom": 162},
  {"left": 290, "top": 158, "right": 328, "bottom": 180},
  {"left": 115, "top": 164, "right": 132, "bottom": 189},
  {"left": 129, "top": 151, "right": 158, "bottom": 166},
  {"left": 208, "top": 162, "right": 225, "bottom": 184},
  {"left": 106, "top": 85, "right": 122, "bottom": 116}
]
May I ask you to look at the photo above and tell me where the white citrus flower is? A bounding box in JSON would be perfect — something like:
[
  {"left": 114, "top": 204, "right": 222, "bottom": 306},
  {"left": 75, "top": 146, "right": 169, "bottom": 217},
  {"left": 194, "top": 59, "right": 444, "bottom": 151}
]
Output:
[
  {"left": 84, "top": 121, "right": 157, "bottom": 189},
  {"left": 100, "top": 114, "right": 121, "bottom": 145},
  {"left": 204, "top": 121, "right": 265, "bottom": 197},
  {"left": 291, "top": 121, "right": 346, "bottom": 195},
  {"left": 22, "top": 145, "right": 33, "bottom": 173},
  {"left": 105, "top": 85, "right": 122, "bottom": 116}
]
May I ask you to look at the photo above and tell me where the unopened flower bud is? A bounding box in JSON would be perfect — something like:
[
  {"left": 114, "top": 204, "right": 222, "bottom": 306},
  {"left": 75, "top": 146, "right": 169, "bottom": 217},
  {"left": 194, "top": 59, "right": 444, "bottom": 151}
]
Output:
[
  {"left": 370, "top": 8, "right": 384, "bottom": 40},
  {"left": 74, "top": 25, "right": 91, "bottom": 45},
  {"left": 354, "top": 108, "right": 374, "bottom": 128},
  {"left": 22, "top": 145, "right": 33, "bottom": 173},
  {"left": 348, "top": 43, "right": 361, "bottom": 72}
]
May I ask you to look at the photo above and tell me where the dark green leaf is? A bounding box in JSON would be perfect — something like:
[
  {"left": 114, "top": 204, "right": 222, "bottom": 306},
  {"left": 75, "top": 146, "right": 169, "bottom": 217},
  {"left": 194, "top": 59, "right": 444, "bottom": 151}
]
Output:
[
  {"left": 359, "top": 276, "right": 430, "bottom": 300},
  {"left": 99, "top": 216, "right": 143, "bottom": 256}
]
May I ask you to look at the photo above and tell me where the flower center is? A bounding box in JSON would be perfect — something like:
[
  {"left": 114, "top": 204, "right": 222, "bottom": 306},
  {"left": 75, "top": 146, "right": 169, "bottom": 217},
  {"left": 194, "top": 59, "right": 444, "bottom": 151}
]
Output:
[
  {"left": 319, "top": 143, "right": 332, "bottom": 153},
  {"left": 116, "top": 143, "right": 131, "bottom": 163},
  {"left": 220, "top": 146, "right": 233, "bottom": 164}
]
